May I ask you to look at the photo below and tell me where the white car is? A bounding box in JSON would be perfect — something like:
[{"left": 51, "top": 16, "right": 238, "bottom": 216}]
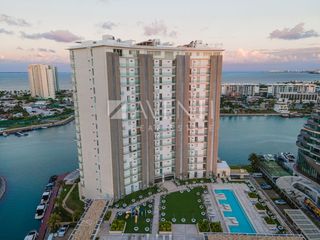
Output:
[
  {"left": 57, "top": 224, "right": 69, "bottom": 237},
  {"left": 35, "top": 203, "right": 47, "bottom": 220},
  {"left": 24, "top": 230, "right": 38, "bottom": 240},
  {"left": 41, "top": 191, "right": 51, "bottom": 204}
]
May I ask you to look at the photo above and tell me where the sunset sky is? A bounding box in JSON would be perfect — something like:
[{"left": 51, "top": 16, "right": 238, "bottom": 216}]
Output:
[{"left": 1, "top": 0, "right": 319, "bottom": 72}]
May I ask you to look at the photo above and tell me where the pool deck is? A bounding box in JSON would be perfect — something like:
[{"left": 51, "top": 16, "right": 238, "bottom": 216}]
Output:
[{"left": 211, "top": 184, "right": 271, "bottom": 234}]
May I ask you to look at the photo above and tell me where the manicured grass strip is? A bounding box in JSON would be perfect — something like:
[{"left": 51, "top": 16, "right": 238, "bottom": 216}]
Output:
[
  {"left": 65, "top": 184, "right": 84, "bottom": 212},
  {"left": 113, "top": 185, "right": 159, "bottom": 208},
  {"left": 160, "top": 186, "right": 207, "bottom": 224}
]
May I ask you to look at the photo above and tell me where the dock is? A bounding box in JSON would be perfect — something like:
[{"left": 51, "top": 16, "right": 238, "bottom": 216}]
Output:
[
  {"left": 0, "top": 115, "right": 74, "bottom": 136},
  {"left": 0, "top": 176, "right": 7, "bottom": 200}
]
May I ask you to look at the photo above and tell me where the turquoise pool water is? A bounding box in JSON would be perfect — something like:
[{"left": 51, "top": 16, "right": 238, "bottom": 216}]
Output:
[{"left": 215, "top": 189, "right": 256, "bottom": 234}]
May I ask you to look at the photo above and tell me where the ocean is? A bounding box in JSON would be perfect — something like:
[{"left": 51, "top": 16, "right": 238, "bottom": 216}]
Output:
[{"left": 0, "top": 72, "right": 319, "bottom": 91}]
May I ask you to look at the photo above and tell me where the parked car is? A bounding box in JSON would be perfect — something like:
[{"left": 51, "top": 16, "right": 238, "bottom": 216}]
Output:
[
  {"left": 274, "top": 199, "right": 287, "bottom": 205},
  {"left": 260, "top": 183, "right": 272, "bottom": 190},
  {"left": 57, "top": 224, "right": 69, "bottom": 237}
]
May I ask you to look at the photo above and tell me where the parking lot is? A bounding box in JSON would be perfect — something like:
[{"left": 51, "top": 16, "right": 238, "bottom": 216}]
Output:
[{"left": 254, "top": 177, "right": 293, "bottom": 212}]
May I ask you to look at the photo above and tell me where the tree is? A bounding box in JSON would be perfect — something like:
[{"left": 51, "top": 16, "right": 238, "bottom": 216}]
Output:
[
  {"left": 48, "top": 213, "right": 62, "bottom": 232},
  {"left": 248, "top": 153, "right": 260, "bottom": 170},
  {"left": 72, "top": 209, "right": 82, "bottom": 222}
]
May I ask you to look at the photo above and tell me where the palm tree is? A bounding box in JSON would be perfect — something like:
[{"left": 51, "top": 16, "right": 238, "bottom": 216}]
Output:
[
  {"left": 48, "top": 213, "right": 62, "bottom": 232},
  {"left": 248, "top": 153, "right": 260, "bottom": 170}
]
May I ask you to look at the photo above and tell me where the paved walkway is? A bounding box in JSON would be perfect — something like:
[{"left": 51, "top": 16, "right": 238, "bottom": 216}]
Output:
[
  {"left": 152, "top": 194, "right": 161, "bottom": 235},
  {"left": 38, "top": 173, "right": 68, "bottom": 240},
  {"left": 71, "top": 199, "right": 107, "bottom": 240}
]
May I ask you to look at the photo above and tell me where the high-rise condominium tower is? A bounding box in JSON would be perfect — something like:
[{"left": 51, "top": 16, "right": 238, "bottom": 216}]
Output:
[
  {"left": 28, "top": 64, "right": 59, "bottom": 99},
  {"left": 297, "top": 107, "right": 320, "bottom": 182},
  {"left": 69, "top": 36, "right": 223, "bottom": 200}
]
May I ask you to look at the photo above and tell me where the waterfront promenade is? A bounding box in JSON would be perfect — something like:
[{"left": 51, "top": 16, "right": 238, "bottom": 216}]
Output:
[
  {"left": 0, "top": 115, "right": 74, "bottom": 135},
  {"left": 0, "top": 176, "right": 6, "bottom": 200}
]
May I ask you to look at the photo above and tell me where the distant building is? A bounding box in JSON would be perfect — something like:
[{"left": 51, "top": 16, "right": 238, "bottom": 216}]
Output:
[
  {"left": 296, "top": 108, "right": 320, "bottom": 182},
  {"left": 28, "top": 64, "right": 59, "bottom": 99},
  {"left": 274, "top": 98, "right": 289, "bottom": 114},
  {"left": 222, "top": 83, "right": 319, "bottom": 103},
  {"left": 69, "top": 36, "right": 223, "bottom": 200}
]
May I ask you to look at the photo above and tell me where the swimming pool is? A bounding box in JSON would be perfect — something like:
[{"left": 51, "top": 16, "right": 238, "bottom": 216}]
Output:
[{"left": 214, "top": 189, "right": 256, "bottom": 234}]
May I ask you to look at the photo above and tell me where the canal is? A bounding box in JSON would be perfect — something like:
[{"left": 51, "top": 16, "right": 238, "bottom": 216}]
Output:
[{"left": 0, "top": 116, "right": 306, "bottom": 239}]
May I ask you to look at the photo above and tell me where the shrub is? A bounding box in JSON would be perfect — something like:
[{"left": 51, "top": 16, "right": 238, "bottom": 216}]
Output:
[
  {"left": 198, "top": 219, "right": 210, "bottom": 232},
  {"left": 159, "top": 221, "right": 172, "bottom": 232},
  {"left": 110, "top": 219, "right": 125, "bottom": 231},
  {"left": 248, "top": 192, "right": 258, "bottom": 198},
  {"left": 104, "top": 210, "right": 112, "bottom": 221},
  {"left": 210, "top": 222, "right": 222, "bottom": 232},
  {"left": 255, "top": 202, "right": 266, "bottom": 210}
]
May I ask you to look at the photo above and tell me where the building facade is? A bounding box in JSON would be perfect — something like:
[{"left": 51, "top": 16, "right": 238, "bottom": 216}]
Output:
[
  {"left": 296, "top": 108, "right": 320, "bottom": 182},
  {"left": 69, "top": 36, "right": 223, "bottom": 200},
  {"left": 222, "top": 83, "right": 319, "bottom": 102},
  {"left": 28, "top": 64, "right": 59, "bottom": 99}
]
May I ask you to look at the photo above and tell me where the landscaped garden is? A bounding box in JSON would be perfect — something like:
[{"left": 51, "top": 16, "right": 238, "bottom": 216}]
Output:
[
  {"left": 113, "top": 185, "right": 160, "bottom": 208},
  {"left": 174, "top": 178, "right": 214, "bottom": 186},
  {"left": 159, "top": 186, "right": 208, "bottom": 224},
  {"left": 197, "top": 220, "right": 223, "bottom": 232},
  {"left": 113, "top": 199, "right": 154, "bottom": 233}
]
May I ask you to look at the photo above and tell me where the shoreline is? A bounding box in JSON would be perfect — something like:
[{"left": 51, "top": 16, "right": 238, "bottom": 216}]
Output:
[
  {"left": 0, "top": 176, "right": 6, "bottom": 200},
  {"left": 220, "top": 113, "right": 309, "bottom": 117},
  {"left": 0, "top": 115, "right": 74, "bottom": 135}
]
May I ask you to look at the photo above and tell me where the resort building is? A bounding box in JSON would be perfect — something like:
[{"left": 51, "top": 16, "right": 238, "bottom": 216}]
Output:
[
  {"left": 296, "top": 108, "right": 320, "bottom": 182},
  {"left": 28, "top": 64, "right": 59, "bottom": 99},
  {"left": 69, "top": 36, "right": 223, "bottom": 200}
]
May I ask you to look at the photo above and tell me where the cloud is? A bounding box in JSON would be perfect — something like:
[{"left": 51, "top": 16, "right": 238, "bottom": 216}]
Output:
[
  {"left": 38, "top": 48, "right": 56, "bottom": 53},
  {"left": 143, "top": 20, "right": 177, "bottom": 38},
  {"left": 101, "top": 21, "right": 117, "bottom": 30},
  {"left": 17, "top": 46, "right": 56, "bottom": 53},
  {"left": 0, "top": 28, "right": 14, "bottom": 35},
  {"left": 20, "top": 30, "right": 83, "bottom": 43},
  {"left": 0, "top": 14, "right": 31, "bottom": 27},
  {"left": 224, "top": 47, "right": 320, "bottom": 64},
  {"left": 269, "top": 23, "right": 319, "bottom": 40}
]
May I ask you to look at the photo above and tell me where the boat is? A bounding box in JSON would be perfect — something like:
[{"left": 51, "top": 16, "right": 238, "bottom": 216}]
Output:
[
  {"left": 41, "top": 191, "right": 51, "bottom": 204},
  {"left": 41, "top": 126, "right": 48, "bottom": 129},
  {"left": 24, "top": 230, "right": 38, "bottom": 240},
  {"left": 2, "top": 132, "right": 8, "bottom": 137},
  {"left": 35, "top": 203, "right": 47, "bottom": 220},
  {"left": 14, "top": 132, "right": 29, "bottom": 137}
]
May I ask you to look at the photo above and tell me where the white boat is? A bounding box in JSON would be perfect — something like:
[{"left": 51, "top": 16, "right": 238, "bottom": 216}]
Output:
[
  {"left": 24, "top": 230, "right": 38, "bottom": 240},
  {"left": 35, "top": 203, "right": 47, "bottom": 220},
  {"left": 2, "top": 132, "right": 8, "bottom": 137},
  {"left": 41, "top": 191, "right": 51, "bottom": 204}
]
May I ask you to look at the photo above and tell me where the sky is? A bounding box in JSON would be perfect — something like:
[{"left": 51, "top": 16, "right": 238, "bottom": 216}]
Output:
[{"left": 0, "top": 0, "right": 319, "bottom": 72}]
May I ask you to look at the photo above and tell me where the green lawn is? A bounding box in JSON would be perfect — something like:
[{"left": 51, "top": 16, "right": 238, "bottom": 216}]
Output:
[
  {"left": 160, "top": 186, "right": 207, "bottom": 224},
  {"left": 113, "top": 185, "right": 160, "bottom": 208},
  {"left": 65, "top": 184, "right": 84, "bottom": 212},
  {"left": 115, "top": 199, "right": 154, "bottom": 233}
]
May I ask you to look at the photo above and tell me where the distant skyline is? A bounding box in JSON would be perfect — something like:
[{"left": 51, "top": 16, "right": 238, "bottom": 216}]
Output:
[{"left": 0, "top": 0, "right": 319, "bottom": 72}]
